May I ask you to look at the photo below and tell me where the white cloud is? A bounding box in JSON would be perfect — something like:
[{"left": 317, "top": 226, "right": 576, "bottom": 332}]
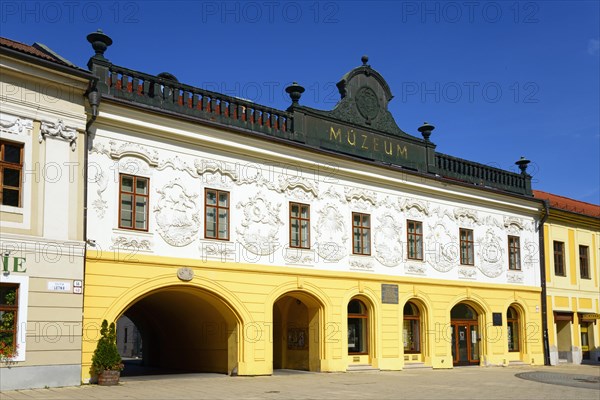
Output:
[{"left": 588, "top": 39, "right": 600, "bottom": 55}]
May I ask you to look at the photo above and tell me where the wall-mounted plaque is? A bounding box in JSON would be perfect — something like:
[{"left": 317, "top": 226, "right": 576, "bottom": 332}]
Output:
[
  {"left": 287, "top": 328, "right": 307, "bottom": 350},
  {"left": 381, "top": 284, "right": 398, "bottom": 304}
]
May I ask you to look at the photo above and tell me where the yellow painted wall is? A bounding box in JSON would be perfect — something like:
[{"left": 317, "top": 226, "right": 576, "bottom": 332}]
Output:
[
  {"left": 82, "top": 251, "right": 545, "bottom": 382},
  {"left": 544, "top": 216, "right": 600, "bottom": 363}
]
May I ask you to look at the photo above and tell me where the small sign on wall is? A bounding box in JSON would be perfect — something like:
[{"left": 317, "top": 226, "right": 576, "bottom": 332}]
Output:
[
  {"left": 493, "top": 312, "right": 502, "bottom": 326},
  {"left": 73, "top": 280, "right": 83, "bottom": 294},
  {"left": 582, "top": 313, "right": 600, "bottom": 320},
  {"left": 47, "top": 281, "right": 71, "bottom": 292}
]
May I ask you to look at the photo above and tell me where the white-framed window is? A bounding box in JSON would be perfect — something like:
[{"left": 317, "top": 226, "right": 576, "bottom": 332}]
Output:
[{"left": 0, "top": 115, "right": 33, "bottom": 229}]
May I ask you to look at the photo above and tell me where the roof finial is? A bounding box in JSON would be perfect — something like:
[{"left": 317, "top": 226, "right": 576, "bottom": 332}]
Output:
[
  {"left": 285, "top": 82, "right": 305, "bottom": 109},
  {"left": 418, "top": 122, "right": 435, "bottom": 142},
  {"left": 515, "top": 156, "right": 531, "bottom": 175},
  {"left": 87, "top": 29, "right": 113, "bottom": 61},
  {"left": 361, "top": 55, "right": 369, "bottom": 66}
]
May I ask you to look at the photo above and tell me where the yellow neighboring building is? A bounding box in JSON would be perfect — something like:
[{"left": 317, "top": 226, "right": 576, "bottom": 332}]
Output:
[
  {"left": 81, "top": 32, "right": 545, "bottom": 383},
  {"left": 534, "top": 190, "right": 600, "bottom": 365},
  {"left": 0, "top": 38, "right": 94, "bottom": 389}
]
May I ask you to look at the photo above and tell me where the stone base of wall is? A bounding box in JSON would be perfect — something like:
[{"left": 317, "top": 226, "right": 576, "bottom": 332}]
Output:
[
  {"left": 550, "top": 346, "right": 583, "bottom": 365},
  {"left": 588, "top": 350, "right": 600, "bottom": 364},
  {"left": 0, "top": 364, "right": 81, "bottom": 391}
]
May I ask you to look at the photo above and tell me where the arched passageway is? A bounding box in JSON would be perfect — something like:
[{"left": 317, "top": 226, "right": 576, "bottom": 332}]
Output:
[
  {"left": 118, "top": 285, "right": 239, "bottom": 376},
  {"left": 273, "top": 291, "right": 322, "bottom": 372}
]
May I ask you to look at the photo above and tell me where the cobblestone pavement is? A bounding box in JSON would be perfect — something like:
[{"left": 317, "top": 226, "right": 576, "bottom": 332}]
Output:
[{"left": 1, "top": 364, "right": 598, "bottom": 400}]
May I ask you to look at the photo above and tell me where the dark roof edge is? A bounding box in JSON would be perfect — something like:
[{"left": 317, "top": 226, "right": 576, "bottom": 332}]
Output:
[
  {"left": 0, "top": 45, "right": 96, "bottom": 82},
  {"left": 32, "top": 42, "right": 78, "bottom": 68},
  {"left": 547, "top": 206, "right": 600, "bottom": 222}
]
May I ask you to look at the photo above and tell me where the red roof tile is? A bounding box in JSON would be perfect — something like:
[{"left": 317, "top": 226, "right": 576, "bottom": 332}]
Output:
[
  {"left": 533, "top": 190, "right": 600, "bottom": 218},
  {"left": 0, "top": 36, "right": 66, "bottom": 65}
]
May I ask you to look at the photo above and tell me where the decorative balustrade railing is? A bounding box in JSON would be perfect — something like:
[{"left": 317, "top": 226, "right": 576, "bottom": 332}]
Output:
[
  {"left": 95, "top": 63, "right": 293, "bottom": 137},
  {"left": 435, "top": 153, "right": 531, "bottom": 195},
  {"left": 88, "top": 59, "right": 531, "bottom": 196}
]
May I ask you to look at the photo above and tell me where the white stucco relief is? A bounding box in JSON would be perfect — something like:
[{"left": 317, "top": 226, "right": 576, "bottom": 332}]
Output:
[
  {"left": 504, "top": 217, "right": 525, "bottom": 236},
  {"left": 287, "top": 187, "right": 314, "bottom": 202},
  {"left": 405, "top": 263, "right": 426, "bottom": 275},
  {"left": 283, "top": 248, "right": 315, "bottom": 265},
  {"left": 454, "top": 208, "right": 480, "bottom": 227},
  {"left": 111, "top": 236, "right": 152, "bottom": 251},
  {"left": 315, "top": 203, "right": 348, "bottom": 262},
  {"left": 433, "top": 206, "right": 455, "bottom": 222},
  {"left": 507, "top": 271, "right": 524, "bottom": 283},
  {"left": 458, "top": 267, "right": 477, "bottom": 279},
  {"left": 40, "top": 119, "right": 77, "bottom": 150},
  {"left": 349, "top": 259, "right": 374, "bottom": 272},
  {"left": 154, "top": 179, "right": 200, "bottom": 247},
  {"left": 477, "top": 228, "right": 505, "bottom": 278},
  {"left": 0, "top": 113, "right": 32, "bottom": 135},
  {"left": 426, "top": 222, "right": 458, "bottom": 272},
  {"left": 92, "top": 140, "right": 159, "bottom": 166},
  {"left": 236, "top": 192, "right": 284, "bottom": 255},
  {"left": 374, "top": 212, "right": 403, "bottom": 267},
  {"left": 198, "top": 240, "right": 236, "bottom": 261},
  {"left": 119, "top": 157, "right": 152, "bottom": 176},
  {"left": 322, "top": 186, "right": 344, "bottom": 202},
  {"left": 278, "top": 176, "right": 319, "bottom": 197},
  {"left": 401, "top": 198, "right": 430, "bottom": 218},
  {"left": 484, "top": 215, "right": 504, "bottom": 229},
  {"left": 345, "top": 188, "right": 377, "bottom": 211},
  {"left": 90, "top": 168, "right": 108, "bottom": 219},
  {"left": 196, "top": 159, "right": 239, "bottom": 180},
  {"left": 157, "top": 155, "right": 199, "bottom": 178}
]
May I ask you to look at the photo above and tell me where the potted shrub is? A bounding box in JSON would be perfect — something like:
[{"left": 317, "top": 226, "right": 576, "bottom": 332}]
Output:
[{"left": 91, "top": 319, "right": 124, "bottom": 385}]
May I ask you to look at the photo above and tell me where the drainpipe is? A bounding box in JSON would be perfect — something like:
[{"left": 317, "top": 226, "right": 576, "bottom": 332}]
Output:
[
  {"left": 538, "top": 200, "right": 550, "bottom": 365},
  {"left": 82, "top": 80, "right": 99, "bottom": 308}
]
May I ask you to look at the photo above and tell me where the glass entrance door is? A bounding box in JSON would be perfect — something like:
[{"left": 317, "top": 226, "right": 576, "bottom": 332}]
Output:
[
  {"left": 452, "top": 322, "right": 479, "bottom": 365},
  {"left": 457, "top": 325, "right": 468, "bottom": 362}
]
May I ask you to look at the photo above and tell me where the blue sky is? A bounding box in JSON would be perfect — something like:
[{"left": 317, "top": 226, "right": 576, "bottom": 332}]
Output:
[{"left": 1, "top": 1, "right": 598, "bottom": 204}]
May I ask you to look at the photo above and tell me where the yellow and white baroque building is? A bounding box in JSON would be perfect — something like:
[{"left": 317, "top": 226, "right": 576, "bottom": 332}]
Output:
[{"left": 81, "top": 34, "right": 546, "bottom": 382}]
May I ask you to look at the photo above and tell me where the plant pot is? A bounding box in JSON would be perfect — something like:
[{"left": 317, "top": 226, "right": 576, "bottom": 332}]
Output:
[{"left": 98, "top": 370, "right": 120, "bottom": 386}]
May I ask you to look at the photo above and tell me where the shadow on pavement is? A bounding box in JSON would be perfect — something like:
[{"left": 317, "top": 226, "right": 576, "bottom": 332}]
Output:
[
  {"left": 516, "top": 371, "right": 600, "bottom": 390},
  {"left": 121, "top": 359, "right": 221, "bottom": 379}
]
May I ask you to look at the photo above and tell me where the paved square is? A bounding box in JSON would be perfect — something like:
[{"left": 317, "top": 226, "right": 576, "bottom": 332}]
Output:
[{"left": 1, "top": 364, "right": 599, "bottom": 399}]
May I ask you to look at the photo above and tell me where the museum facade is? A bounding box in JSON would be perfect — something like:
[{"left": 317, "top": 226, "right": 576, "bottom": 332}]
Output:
[{"left": 79, "top": 31, "right": 547, "bottom": 383}]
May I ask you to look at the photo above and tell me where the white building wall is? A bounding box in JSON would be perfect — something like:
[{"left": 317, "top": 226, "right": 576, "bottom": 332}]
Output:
[{"left": 87, "top": 112, "right": 541, "bottom": 289}]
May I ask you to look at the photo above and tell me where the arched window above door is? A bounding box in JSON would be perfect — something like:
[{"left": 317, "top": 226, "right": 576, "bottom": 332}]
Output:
[{"left": 451, "top": 303, "right": 477, "bottom": 320}]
